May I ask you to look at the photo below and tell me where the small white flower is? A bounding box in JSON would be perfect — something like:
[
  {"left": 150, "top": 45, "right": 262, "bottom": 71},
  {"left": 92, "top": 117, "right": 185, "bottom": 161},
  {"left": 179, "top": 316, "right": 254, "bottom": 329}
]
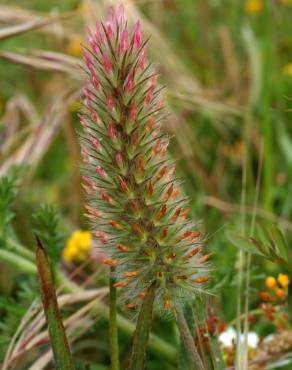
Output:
[
  {"left": 219, "top": 327, "right": 236, "bottom": 347},
  {"left": 218, "top": 327, "right": 259, "bottom": 349}
]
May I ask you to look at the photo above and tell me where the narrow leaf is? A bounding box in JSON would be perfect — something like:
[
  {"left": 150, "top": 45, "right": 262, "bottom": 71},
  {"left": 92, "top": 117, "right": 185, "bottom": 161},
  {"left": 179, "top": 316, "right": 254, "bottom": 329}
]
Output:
[
  {"left": 271, "top": 225, "right": 289, "bottom": 261},
  {"left": 128, "top": 282, "right": 156, "bottom": 370},
  {"left": 226, "top": 230, "right": 263, "bottom": 255},
  {"left": 35, "top": 236, "right": 75, "bottom": 370}
]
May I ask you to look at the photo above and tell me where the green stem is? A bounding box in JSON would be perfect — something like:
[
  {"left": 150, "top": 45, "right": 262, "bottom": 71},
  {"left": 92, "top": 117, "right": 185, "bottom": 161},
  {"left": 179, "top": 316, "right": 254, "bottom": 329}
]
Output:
[
  {"left": 0, "top": 248, "right": 37, "bottom": 274},
  {"left": 109, "top": 267, "right": 119, "bottom": 370},
  {"left": 175, "top": 305, "right": 204, "bottom": 370},
  {"left": 262, "top": 0, "right": 273, "bottom": 211},
  {"left": 128, "top": 282, "right": 156, "bottom": 370}
]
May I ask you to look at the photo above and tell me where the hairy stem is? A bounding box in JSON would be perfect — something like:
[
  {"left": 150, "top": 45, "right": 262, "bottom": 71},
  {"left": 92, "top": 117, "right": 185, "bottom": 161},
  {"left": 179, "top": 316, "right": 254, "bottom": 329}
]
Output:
[
  {"left": 175, "top": 305, "right": 204, "bottom": 370},
  {"left": 110, "top": 267, "right": 119, "bottom": 370},
  {"left": 128, "top": 282, "right": 156, "bottom": 370}
]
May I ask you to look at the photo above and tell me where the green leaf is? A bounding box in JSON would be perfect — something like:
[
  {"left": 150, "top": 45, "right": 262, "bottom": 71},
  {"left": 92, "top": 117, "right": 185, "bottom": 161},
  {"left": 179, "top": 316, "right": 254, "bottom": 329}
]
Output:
[
  {"left": 256, "top": 223, "right": 270, "bottom": 245},
  {"left": 36, "top": 236, "right": 75, "bottom": 370},
  {"left": 33, "top": 204, "right": 64, "bottom": 263},
  {"left": 271, "top": 226, "right": 289, "bottom": 261},
  {"left": 226, "top": 230, "right": 263, "bottom": 255}
]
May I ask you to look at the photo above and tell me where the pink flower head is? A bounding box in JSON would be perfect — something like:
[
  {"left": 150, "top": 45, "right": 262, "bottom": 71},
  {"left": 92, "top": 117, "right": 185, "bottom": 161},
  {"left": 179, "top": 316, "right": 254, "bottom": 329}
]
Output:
[
  {"left": 96, "top": 165, "right": 107, "bottom": 177},
  {"left": 117, "top": 4, "right": 125, "bottom": 25},
  {"left": 108, "top": 122, "right": 116, "bottom": 139},
  {"left": 87, "top": 28, "right": 98, "bottom": 54},
  {"left": 106, "top": 7, "right": 115, "bottom": 39},
  {"left": 96, "top": 20, "right": 103, "bottom": 42},
  {"left": 133, "top": 20, "right": 142, "bottom": 49},
  {"left": 139, "top": 46, "right": 147, "bottom": 70},
  {"left": 101, "top": 190, "right": 111, "bottom": 203},
  {"left": 116, "top": 152, "right": 124, "bottom": 167},
  {"left": 95, "top": 231, "right": 108, "bottom": 243},
  {"left": 133, "top": 131, "right": 139, "bottom": 148},
  {"left": 79, "top": 115, "right": 88, "bottom": 129},
  {"left": 102, "top": 54, "right": 112, "bottom": 74},
  {"left": 120, "top": 29, "right": 129, "bottom": 53},
  {"left": 90, "top": 109, "right": 99, "bottom": 123},
  {"left": 91, "top": 70, "right": 100, "bottom": 90},
  {"left": 107, "top": 95, "right": 114, "bottom": 110},
  {"left": 81, "top": 144, "right": 90, "bottom": 162},
  {"left": 82, "top": 176, "right": 95, "bottom": 189},
  {"left": 130, "top": 105, "right": 137, "bottom": 122},
  {"left": 160, "top": 141, "right": 169, "bottom": 157},
  {"left": 125, "top": 71, "right": 134, "bottom": 92},
  {"left": 145, "top": 85, "right": 155, "bottom": 105},
  {"left": 82, "top": 47, "right": 93, "bottom": 69},
  {"left": 91, "top": 138, "right": 100, "bottom": 151}
]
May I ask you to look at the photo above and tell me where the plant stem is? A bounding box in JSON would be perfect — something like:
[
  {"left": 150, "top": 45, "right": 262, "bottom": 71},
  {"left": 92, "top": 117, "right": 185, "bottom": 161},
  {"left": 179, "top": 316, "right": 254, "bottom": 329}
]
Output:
[
  {"left": 262, "top": 0, "right": 273, "bottom": 211},
  {"left": 0, "top": 248, "right": 37, "bottom": 274},
  {"left": 175, "top": 305, "right": 204, "bottom": 370},
  {"left": 109, "top": 267, "right": 119, "bottom": 370},
  {"left": 128, "top": 282, "right": 156, "bottom": 370}
]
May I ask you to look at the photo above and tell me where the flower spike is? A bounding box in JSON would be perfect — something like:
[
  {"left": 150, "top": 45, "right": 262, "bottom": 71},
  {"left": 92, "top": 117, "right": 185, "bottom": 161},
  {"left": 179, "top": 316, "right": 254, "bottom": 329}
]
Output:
[{"left": 79, "top": 6, "right": 210, "bottom": 311}]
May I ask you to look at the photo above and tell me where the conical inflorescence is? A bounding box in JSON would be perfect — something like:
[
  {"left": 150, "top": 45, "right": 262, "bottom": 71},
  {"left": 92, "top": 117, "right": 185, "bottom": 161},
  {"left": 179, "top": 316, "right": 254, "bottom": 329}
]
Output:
[{"left": 79, "top": 5, "right": 210, "bottom": 311}]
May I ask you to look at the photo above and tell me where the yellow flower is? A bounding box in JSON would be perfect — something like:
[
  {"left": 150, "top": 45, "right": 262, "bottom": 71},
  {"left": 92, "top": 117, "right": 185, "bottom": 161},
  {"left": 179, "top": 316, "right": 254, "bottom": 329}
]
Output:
[
  {"left": 63, "top": 230, "right": 92, "bottom": 262},
  {"left": 265, "top": 276, "right": 277, "bottom": 289},
  {"left": 280, "top": 0, "right": 292, "bottom": 5},
  {"left": 245, "top": 0, "right": 263, "bottom": 14},
  {"left": 67, "top": 36, "right": 83, "bottom": 57},
  {"left": 278, "top": 273, "right": 290, "bottom": 289},
  {"left": 283, "top": 63, "right": 292, "bottom": 77}
]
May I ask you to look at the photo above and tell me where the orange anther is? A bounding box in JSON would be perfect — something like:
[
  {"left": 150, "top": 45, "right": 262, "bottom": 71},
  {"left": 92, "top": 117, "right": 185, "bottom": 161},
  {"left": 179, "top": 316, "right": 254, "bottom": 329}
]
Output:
[
  {"left": 198, "top": 253, "right": 212, "bottom": 264},
  {"left": 156, "top": 204, "right": 167, "bottom": 220},
  {"left": 120, "top": 177, "right": 129, "bottom": 193},
  {"left": 133, "top": 223, "right": 143, "bottom": 236},
  {"left": 157, "top": 165, "right": 167, "bottom": 181},
  {"left": 108, "top": 220, "right": 123, "bottom": 229},
  {"left": 164, "top": 297, "right": 171, "bottom": 310},
  {"left": 183, "top": 247, "right": 200, "bottom": 261},
  {"left": 192, "top": 277, "right": 209, "bottom": 284},
  {"left": 126, "top": 301, "right": 139, "bottom": 309},
  {"left": 103, "top": 258, "right": 119, "bottom": 267},
  {"left": 114, "top": 281, "right": 128, "bottom": 288},
  {"left": 147, "top": 181, "right": 154, "bottom": 197},
  {"left": 165, "top": 184, "right": 174, "bottom": 200},
  {"left": 178, "top": 274, "right": 188, "bottom": 280},
  {"left": 160, "top": 228, "right": 168, "bottom": 240},
  {"left": 124, "top": 271, "right": 140, "bottom": 278},
  {"left": 171, "top": 208, "right": 181, "bottom": 221},
  {"left": 117, "top": 243, "right": 130, "bottom": 252},
  {"left": 176, "top": 230, "right": 192, "bottom": 241},
  {"left": 181, "top": 208, "right": 190, "bottom": 220}
]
